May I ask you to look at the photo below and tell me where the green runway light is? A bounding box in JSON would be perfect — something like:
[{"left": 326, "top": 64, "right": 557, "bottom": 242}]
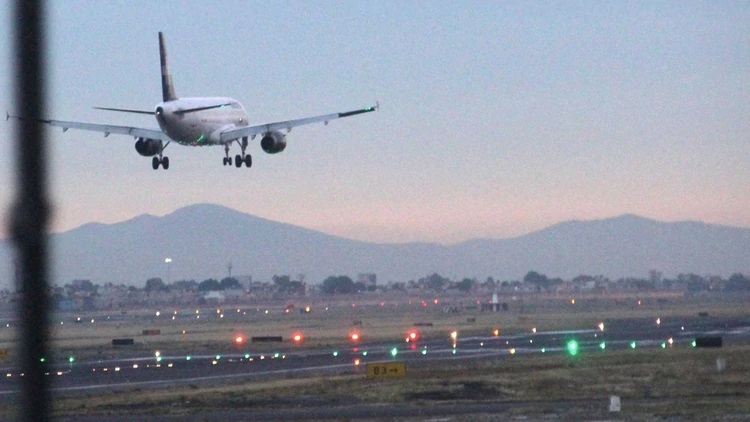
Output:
[
  {"left": 186, "top": 355, "right": 191, "bottom": 361},
  {"left": 661, "top": 342, "right": 666, "bottom": 348},
  {"left": 691, "top": 340, "right": 697, "bottom": 348},
  {"left": 566, "top": 340, "right": 579, "bottom": 356},
  {"left": 541, "top": 347, "right": 546, "bottom": 353},
  {"left": 332, "top": 351, "right": 339, "bottom": 357},
  {"left": 68, "top": 356, "right": 75, "bottom": 363},
  {"left": 630, "top": 341, "right": 637, "bottom": 349},
  {"left": 390, "top": 347, "right": 398, "bottom": 357},
  {"left": 40, "top": 357, "right": 46, "bottom": 363},
  {"left": 599, "top": 341, "right": 606, "bottom": 350},
  {"left": 244, "top": 354, "right": 250, "bottom": 359},
  {"left": 421, "top": 347, "right": 427, "bottom": 355}
]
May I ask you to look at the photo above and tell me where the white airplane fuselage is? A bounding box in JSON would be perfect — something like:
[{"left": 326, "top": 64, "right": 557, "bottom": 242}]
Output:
[{"left": 156, "top": 97, "right": 249, "bottom": 146}]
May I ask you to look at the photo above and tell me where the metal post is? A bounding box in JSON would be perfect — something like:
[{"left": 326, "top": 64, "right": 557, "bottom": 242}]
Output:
[{"left": 10, "top": 1, "right": 51, "bottom": 421}]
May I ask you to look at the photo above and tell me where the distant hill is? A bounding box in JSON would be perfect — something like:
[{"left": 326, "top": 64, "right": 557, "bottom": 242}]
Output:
[{"left": 1, "top": 204, "right": 749, "bottom": 288}]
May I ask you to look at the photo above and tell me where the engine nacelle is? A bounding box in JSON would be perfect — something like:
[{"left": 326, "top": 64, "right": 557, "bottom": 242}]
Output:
[
  {"left": 134, "top": 138, "right": 163, "bottom": 157},
  {"left": 260, "top": 131, "right": 287, "bottom": 154}
]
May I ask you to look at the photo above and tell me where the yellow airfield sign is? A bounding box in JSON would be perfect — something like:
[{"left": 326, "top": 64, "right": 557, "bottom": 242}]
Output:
[{"left": 366, "top": 361, "right": 406, "bottom": 378}]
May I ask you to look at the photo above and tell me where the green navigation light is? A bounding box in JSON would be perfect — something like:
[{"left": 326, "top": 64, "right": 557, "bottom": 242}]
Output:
[{"left": 566, "top": 340, "right": 579, "bottom": 356}]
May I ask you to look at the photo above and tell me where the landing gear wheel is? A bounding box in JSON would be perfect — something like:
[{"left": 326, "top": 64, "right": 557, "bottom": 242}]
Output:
[
  {"left": 235, "top": 154, "right": 242, "bottom": 168},
  {"left": 223, "top": 143, "right": 234, "bottom": 167},
  {"left": 244, "top": 154, "right": 252, "bottom": 168},
  {"left": 151, "top": 156, "right": 169, "bottom": 170}
]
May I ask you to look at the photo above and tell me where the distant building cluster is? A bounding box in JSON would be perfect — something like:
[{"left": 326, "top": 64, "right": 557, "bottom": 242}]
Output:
[{"left": 0, "top": 270, "right": 747, "bottom": 311}]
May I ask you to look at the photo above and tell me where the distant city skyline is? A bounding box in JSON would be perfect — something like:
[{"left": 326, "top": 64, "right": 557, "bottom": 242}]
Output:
[{"left": 1, "top": 2, "right": 748, "bottom": 244}]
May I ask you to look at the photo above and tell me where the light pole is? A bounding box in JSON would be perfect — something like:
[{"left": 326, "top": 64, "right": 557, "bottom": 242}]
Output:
[{"left": 165, "top": 258, "right": 172, "bottom": 284}]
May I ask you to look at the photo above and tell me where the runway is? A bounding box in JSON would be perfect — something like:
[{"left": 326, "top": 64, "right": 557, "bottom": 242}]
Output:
[{"left": 1, "top": 313, "right": 747, "bottom": 400}]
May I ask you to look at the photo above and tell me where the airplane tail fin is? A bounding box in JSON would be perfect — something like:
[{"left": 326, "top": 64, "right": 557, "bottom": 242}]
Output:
[{"left": 159, "top": 32, "right": 177, "bottom": 102}]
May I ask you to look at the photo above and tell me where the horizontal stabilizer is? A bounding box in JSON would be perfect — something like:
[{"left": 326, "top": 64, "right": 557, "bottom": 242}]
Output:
[
  {"left": 173, "top": 103, "right": 232, "bottom": 115},
  {"left": 94, "top": 106, "right": 154, "bottom": 115}
]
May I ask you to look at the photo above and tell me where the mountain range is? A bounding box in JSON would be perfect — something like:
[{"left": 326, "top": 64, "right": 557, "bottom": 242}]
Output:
[{"left": 1, "top": 203, "right": 749, "bottom": 288}]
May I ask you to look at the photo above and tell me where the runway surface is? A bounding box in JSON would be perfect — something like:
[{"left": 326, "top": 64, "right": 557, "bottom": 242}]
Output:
[{"left": 1, "top": 313, "right": 748, "bottom": 400}]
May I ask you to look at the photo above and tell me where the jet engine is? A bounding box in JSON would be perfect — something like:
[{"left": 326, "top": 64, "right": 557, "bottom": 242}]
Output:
[
  {"left": 260, "top": 131, "right": 287, "bottom": 154},
  {"left": 134, "top": 138, "right": 163, "bottom": 157}
]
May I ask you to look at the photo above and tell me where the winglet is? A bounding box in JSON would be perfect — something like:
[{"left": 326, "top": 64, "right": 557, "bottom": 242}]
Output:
[{"left": 159, "top": 32, "right": 178, "bottom": 102}]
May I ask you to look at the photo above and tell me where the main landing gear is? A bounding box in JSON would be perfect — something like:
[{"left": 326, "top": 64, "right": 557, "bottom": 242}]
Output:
[
  {"left": 223, "top": 137, "right": 252, "bottom": 168},
  {"left": 152, "top": 156, "right": 169, "bottom": 170},
  {"left": 151, "top": 143, "right": 170, "bottom": 170}
]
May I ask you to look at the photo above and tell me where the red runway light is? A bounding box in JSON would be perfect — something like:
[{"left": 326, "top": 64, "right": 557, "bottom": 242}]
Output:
[
  {"left": 292, "top": 332, "right": 303, "bottom": 343},
  {"left": 234, "top": 335, "right": 245, "bottom": 345},
  {"left": 350, "top": 331, "right": 360, "bottom": 342}
]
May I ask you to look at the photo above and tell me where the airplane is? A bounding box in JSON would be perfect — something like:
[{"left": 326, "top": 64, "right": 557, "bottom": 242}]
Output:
[{"left": 7, "top": 32, "right": 377, "bottom": 170}]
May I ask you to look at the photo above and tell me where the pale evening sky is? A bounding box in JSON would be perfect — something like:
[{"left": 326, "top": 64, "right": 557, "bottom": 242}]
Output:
[{"left": 1, "top": 1, "right": 748, "bottom": 244}]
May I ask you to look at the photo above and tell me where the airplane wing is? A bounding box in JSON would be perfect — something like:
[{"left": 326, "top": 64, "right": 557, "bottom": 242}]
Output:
[
  {"left": 219, "top": 104, "right": 378, "bottom": 143},
  {"left": 6, "top": 113, "right": 169, "bottom": 141}
]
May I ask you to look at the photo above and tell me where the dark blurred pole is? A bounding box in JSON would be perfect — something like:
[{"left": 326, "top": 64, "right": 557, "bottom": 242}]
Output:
[{"left": 11, "top": 1, "right": 51, "bottom": 421}]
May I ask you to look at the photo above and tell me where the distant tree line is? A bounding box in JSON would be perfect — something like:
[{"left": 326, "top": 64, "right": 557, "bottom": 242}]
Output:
[
  {"left": 516, "top": 271, "right": 750, "bottom": 294},
  {"left": 33, "top": 271, "right": 750, "bottom": 298},
  {"left": 144, "top": 276, "right": 242, "bottom": 293}
]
